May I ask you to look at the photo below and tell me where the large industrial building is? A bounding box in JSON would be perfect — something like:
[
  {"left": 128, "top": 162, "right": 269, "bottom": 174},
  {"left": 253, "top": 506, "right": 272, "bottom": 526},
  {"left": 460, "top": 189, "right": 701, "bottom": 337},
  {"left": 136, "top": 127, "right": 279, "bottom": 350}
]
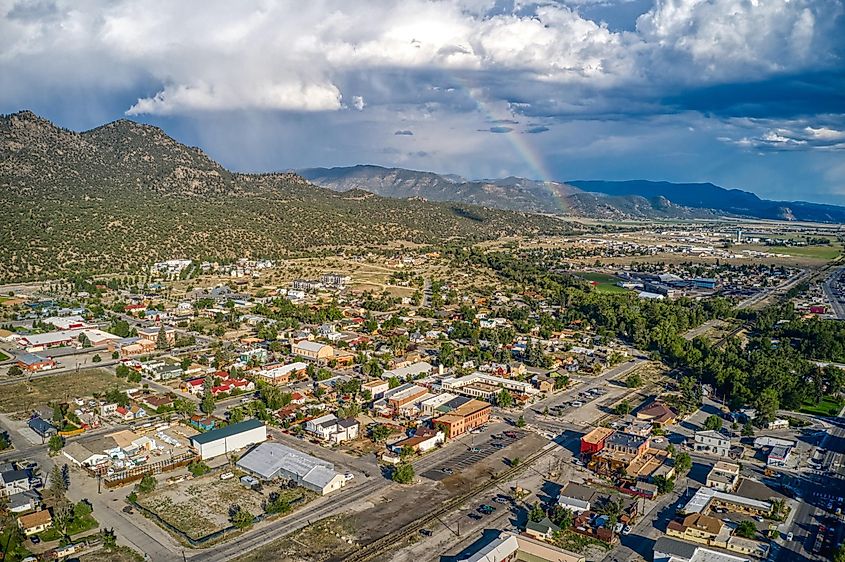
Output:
[
  {"left": 189, "top": 419, "right": 267, "bottom": 460},
  {"left": 235, "top": 442, "right": 348, "bottom": 495}
]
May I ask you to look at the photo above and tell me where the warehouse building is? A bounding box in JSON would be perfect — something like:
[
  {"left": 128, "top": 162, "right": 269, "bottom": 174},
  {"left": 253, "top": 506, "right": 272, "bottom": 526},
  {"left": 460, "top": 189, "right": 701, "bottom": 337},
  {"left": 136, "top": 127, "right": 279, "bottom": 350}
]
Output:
[
  {"left": 189, "top": 419, "right": 267, "bottom": 460},
  {"left": 235, "top": 442, "right": 348, "bottom": 495}
]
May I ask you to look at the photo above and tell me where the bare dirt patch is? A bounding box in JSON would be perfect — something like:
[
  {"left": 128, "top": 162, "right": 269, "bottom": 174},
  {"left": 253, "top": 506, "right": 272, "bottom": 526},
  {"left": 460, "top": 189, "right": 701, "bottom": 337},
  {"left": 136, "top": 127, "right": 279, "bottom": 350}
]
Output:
[
  {"left": 0, "top": 369, "right": 131, "bottom": 414},
  {"left": 232, "top": 516, "right": 358, "bottom": 562}
]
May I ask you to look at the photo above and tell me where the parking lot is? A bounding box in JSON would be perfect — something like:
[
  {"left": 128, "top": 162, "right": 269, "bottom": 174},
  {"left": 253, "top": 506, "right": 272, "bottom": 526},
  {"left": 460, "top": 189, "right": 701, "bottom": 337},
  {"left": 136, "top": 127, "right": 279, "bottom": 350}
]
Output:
[{"left": 419, "top": 430, "right": 527, "bottom": 481}]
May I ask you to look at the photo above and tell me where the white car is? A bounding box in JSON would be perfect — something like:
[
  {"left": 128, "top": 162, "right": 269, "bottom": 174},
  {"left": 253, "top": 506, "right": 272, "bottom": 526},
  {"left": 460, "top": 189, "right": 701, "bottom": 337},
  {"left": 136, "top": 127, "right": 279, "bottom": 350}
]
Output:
[
  {"left": 786, "top": 532, "right": 794, "bottom": 541},
  {"left": 343, "top": 472, "right": 355, "bottom": 481},
  {"left": 622, "top": 525, "right": 632, "bottom": 535},
  {"left": 219, "top": 472, "right": 234, "bottom": 480},
  {"left": 653, "top": 437, "right": 664, "bottom": 443}
]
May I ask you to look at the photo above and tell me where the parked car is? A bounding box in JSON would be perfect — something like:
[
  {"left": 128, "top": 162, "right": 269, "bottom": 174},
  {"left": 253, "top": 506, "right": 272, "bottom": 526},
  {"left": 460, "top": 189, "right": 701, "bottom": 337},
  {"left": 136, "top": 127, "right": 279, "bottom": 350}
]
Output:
[
  {"left": 469, "top": 447, "right": 481, "bottom": 453},
  {"left": 30, "top": 536, "right": 40, "bottom": 545},
  {"left": 220, "top": 472, "right": 234, "bottom": 480},
  {"left": 343, "top": 472, "right": 355, "bottom": 481},
  {"left": 622, "top": 525, "right": 632, "bottom": 535},
  {"left": 787, "top": 532, "right": 794, "bottom": 541},
  {"left": 491, "top": 443, "right": 505, "bottom": 449},
  {"left": 468, "top": 513, "right": 482, "bottom": 520},
  {"left": 441, "top": 467, "right": 454, "bottom": 475},
  {"left": 419, "top": 529, "right": 433, "bottom": 537},
  {"left": 494, "top": 497, "right": 509, "bottom": 504}
]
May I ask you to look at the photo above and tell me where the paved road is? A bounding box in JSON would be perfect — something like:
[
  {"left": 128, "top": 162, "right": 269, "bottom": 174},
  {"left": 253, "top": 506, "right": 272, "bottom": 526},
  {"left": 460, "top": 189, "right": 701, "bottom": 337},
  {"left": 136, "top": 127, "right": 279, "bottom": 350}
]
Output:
[{"left": 822, "top": 267, "right": 845, "bottom": 320}]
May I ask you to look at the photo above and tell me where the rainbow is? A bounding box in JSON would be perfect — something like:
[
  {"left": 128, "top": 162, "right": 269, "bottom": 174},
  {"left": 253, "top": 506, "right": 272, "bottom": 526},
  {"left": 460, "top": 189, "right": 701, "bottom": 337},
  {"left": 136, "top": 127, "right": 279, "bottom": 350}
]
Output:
[{"left": 450, "top": 75, "right": 555, "bottom": 185}]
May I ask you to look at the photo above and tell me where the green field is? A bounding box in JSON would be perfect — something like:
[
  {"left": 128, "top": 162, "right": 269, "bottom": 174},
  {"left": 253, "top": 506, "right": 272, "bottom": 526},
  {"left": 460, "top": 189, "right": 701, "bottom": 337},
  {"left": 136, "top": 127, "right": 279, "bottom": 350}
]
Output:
[
  {"left": 0, "top": 350, "right": 9, "bottom": 361},
  {"left": 579, "top": 272, "right": 630, "bottom": 294},
  {"left": 760, "top": 244, "right": 842, "bottom": 260},
  {"left": 800, "top": 395, "right": 844, "bottom": 417}
]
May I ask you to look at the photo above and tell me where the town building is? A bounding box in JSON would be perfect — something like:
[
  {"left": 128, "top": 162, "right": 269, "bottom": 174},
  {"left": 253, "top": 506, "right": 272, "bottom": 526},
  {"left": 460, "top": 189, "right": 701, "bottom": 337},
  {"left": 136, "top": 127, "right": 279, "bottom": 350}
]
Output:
[
  {"left": 694, "top": 430, "right": 732, "bottom": 457},
  {"left": 189, "top": 419, "right": 267, "bottom": 460},
  {"left": 291, "top": 340, "right": 334, "bottom": 362},
  {"left": 460, "top": 531, "right": 585, "bottom": 562},
  {"left": 15, "top": 352, "right": 56, "bottom": 373},
  {"left": 236, "top": 442, "right": 348, "bottom": 495},
  {"left": 635, "top": 400, "right": 678, "bottom": 427},
  {"left": 580, "top": 427, "right": 614, "bottom": 455},
  {"left": 382, "top": 361, "right": 434, "bottom": 382},
  {"left": 440, "top": 372, "right": 538, "bottom": 400},
  {"left": 679, "top": 486, "right": 773, "bottom": 518},
  {"left": 254, "top": 362, "right": 307, "bottom": 385},
  {"left": 362, "top": 379, "right": 389, "bottom": 400},
  {"left": 706, "top": 462, "right": 741, "bottom": 492},
  {"left": 654, "top": 537, "right": 754, "bottom": 562},
  {"left": 433, "top": 399, "right": 491, "bottom": 438}
]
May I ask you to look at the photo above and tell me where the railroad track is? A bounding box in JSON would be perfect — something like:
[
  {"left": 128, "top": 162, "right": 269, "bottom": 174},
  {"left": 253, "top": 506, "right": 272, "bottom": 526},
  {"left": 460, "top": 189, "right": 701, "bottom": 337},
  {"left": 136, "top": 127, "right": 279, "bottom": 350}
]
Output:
[{"left": 344, "top": 441, "right": 559, "bottom": 562}]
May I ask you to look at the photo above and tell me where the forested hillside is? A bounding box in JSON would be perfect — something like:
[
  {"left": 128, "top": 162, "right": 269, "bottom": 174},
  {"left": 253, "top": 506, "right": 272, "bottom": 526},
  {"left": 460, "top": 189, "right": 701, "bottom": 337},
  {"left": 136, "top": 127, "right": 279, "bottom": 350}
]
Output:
[{"left": 0, "top": 111, "right": 573, "bottom": 282}]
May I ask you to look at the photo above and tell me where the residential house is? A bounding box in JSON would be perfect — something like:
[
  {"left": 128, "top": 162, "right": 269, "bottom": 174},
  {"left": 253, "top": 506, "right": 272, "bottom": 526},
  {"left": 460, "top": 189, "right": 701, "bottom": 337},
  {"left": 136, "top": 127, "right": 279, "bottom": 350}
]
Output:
[
  {"left": 389, "top": 427, "right": 445, "bottom": 454},
  {"left": 27, "top": 417, "right": 57, "bottom": 439},
  {"left": 114, "top": 404, "right": 147, "bottom": 421},
  {"left": 557, "top": 482, "right": 597, "bottom": 514},
  {"left": 525, "top": 517, "right": 561, "bottom": 542},
  {"left": 304, "top": 414, "right": 359, "bottom": 444},
  {"left": 17, "top": 509, "right": 52, "bottom": 536},
  {"left": 1, "top": 469, "right": 31, "bottom": 498}
]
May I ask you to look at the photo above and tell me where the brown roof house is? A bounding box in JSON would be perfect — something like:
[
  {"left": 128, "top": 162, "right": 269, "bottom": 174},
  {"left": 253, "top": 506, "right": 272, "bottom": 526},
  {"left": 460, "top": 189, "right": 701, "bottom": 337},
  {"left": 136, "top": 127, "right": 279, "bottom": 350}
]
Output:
[{"left": 18, "top": 509, "right": 52, "bottom": 536}]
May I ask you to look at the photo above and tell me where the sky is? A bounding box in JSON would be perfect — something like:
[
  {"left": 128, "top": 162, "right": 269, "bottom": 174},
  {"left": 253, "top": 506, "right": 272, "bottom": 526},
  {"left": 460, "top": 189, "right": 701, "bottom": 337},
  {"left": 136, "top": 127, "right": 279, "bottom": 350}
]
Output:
[{"left": 2, "top": 0, "right": 845, "bottom": 204}]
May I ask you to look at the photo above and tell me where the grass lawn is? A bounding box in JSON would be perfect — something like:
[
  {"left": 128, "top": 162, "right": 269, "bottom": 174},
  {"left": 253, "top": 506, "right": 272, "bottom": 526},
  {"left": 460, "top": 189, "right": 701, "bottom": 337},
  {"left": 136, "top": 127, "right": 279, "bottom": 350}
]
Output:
[
  {"left": 0, "top": 350, "right": 10, "bottom": 361},
  {"left": 754, "top": 244, "right": 842, "bottom": 260},
  {"left": 0, "top": 369, "right": 132, "bottom": 413},
  {"left": 579, "top": 272, "right": 630, "bottom": 294},
  {"left": 38, "top": 514, "right": 99, "bottom": 542},
  {"left": 800, "top": 395, "right": 844, "bottom": 417},
  {"left": 0, "top": 526, "right": 32, "bottom": 561}
]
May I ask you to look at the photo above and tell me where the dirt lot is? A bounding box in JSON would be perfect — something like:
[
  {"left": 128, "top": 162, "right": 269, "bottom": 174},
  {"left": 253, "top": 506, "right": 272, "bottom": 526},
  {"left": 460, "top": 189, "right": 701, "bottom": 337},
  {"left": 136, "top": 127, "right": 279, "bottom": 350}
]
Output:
[
  {"left": 232, "top": 516, "right": 358, "bottom": 562},
  {"left": 80, "top": 546, "right": 144, "bottom": 562},
  {"left": 0, "top": 369, "right": 132, "bottom": 413},
  {"left": 138, "top": 474, "right": 311, "bottom": 540}
]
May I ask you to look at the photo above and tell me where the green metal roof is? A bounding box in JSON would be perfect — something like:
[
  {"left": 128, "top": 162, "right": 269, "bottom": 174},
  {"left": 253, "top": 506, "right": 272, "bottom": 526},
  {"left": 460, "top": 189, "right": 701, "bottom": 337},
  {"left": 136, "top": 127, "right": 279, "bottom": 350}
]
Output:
[{"left": 190, "top": 419, "right": 264, "bottom": 445}]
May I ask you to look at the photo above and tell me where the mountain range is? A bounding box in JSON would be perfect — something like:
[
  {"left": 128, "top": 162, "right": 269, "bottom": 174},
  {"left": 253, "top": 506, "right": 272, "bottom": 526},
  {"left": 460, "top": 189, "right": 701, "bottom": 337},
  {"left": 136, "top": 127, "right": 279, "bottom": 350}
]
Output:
[
  {"left": 301, "top": 165, "right": 845, "bottom": 223},
  {"left": 0, "top": 111, "right": 571, "bottom": 282}
]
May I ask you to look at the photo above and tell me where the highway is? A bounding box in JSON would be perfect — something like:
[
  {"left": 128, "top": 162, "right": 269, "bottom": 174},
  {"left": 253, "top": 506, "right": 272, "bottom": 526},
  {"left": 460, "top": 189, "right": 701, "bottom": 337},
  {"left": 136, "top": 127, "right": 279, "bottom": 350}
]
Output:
[{"left": 822, "top": 266, "right": 845, "bottom": 320}]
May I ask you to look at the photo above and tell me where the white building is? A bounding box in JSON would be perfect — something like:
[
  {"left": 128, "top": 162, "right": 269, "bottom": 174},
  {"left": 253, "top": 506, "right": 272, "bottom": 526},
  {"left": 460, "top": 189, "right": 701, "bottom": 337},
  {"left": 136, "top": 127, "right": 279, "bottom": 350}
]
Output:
[
  {"left": 236, "top": 442, "right": 348, "bottom": 495},
  {"left": 304, "top": 414, "right": 359, "bottom": 444},
  {"left": 189, "top": 419, "right": 267, "bottom": 460},
  {"left": 694, "top": 430, "right": 732, "bottom": 457},
  {"left": 383, "top": 361, "right": 434, "bottom": 382}
]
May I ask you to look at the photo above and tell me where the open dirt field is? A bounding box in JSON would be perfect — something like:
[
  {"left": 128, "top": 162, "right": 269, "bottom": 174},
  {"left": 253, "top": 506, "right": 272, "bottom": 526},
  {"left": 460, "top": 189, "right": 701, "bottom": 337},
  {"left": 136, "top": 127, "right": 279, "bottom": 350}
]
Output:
[
  {"left": 137, "top": 474, "right": 303, "bottom": 540},
  {"left": 232, "top": 516, "right": 358, "bottom": 562},
  {"left": 0, "top": 369, "right": 132, "bottom": 414}
]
